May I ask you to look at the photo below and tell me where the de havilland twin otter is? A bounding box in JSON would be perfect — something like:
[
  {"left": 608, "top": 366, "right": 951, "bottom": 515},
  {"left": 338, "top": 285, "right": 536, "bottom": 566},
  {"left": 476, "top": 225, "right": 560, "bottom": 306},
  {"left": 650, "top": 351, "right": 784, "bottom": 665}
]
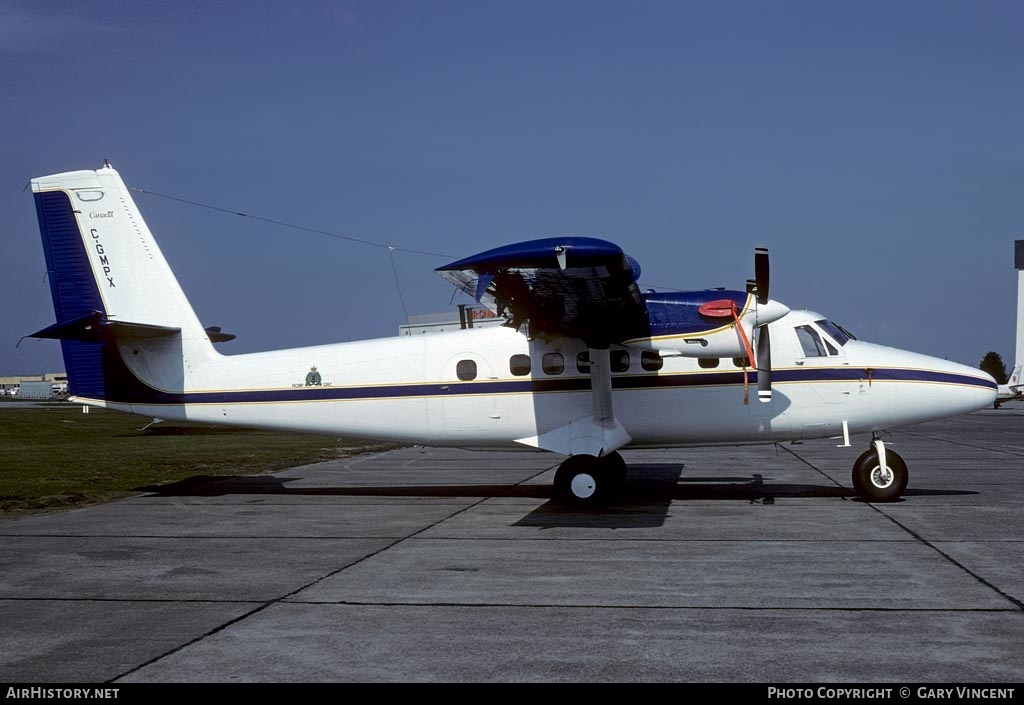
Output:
[{"left": 28, "top": 164, "right": 997, "bottom": 505}]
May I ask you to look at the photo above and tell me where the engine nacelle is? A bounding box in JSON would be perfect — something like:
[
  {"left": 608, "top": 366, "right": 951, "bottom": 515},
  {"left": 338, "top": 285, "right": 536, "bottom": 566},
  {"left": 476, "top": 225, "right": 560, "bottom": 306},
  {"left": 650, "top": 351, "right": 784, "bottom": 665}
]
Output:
[{"left": 623, "top": 290, "right": 789, "bottom": 359}]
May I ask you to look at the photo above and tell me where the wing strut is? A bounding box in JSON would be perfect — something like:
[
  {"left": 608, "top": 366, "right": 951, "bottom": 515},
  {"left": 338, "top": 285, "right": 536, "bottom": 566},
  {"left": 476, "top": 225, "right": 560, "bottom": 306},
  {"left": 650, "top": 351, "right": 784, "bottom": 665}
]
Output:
[
  {"left": 590, "top": 346, "right": 615, "bottom": 422},
  {"left": 514, "top": 346, "right": 631, "bottom": 457}
]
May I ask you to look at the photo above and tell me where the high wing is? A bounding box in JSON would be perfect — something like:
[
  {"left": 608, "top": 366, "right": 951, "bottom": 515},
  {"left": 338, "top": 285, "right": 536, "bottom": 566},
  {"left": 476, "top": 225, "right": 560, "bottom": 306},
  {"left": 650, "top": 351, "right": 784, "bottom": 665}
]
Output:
[
  {"left": 437, "top": 236, "right": 794, "bottom": 458},
  {"left": 436, "top": 237, "right": 647, "bottom": 346},
  {"left": 438, "top": 237, "right": 649, "bottom": 458}
]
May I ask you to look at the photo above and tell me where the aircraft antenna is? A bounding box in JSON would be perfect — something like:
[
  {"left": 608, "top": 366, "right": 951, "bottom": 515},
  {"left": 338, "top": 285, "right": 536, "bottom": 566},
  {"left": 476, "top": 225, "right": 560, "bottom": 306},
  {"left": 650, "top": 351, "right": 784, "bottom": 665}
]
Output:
[
  {"left": 388, "top": 246, "right": 410, "bottom": 328},
  {"left": 128, "top": 186, "right": 454, "bottom": 259},
  {"left": 129, "top": 184, "right": 440, "bottom": 330}
]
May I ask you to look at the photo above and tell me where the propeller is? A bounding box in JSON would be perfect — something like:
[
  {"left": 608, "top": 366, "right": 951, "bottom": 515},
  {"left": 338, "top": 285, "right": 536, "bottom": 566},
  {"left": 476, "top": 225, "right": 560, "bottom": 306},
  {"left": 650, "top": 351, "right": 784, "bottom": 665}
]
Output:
[
  {"left": 753, "top": 246, "right": 769, "bottom": 304},
  {"left": 753, "top": 246, "right": 771, "bottom": 402},
  {"left": 756, "top": 324, "right": 772, "bottom": 403}
]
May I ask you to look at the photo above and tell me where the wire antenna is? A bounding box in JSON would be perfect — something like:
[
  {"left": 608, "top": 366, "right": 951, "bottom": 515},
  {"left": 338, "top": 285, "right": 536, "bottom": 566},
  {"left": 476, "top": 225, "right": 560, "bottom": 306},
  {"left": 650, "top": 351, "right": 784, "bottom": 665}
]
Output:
[{"left": 129, "top": 186, "right": 453, "bottom": 259}]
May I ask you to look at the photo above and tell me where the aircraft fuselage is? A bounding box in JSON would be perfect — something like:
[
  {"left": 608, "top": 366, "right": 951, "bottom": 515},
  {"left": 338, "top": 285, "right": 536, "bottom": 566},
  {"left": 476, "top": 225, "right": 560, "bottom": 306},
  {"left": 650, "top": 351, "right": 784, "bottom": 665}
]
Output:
[{"left": 92, "top": 309, "right": 994, "bottom": 450}]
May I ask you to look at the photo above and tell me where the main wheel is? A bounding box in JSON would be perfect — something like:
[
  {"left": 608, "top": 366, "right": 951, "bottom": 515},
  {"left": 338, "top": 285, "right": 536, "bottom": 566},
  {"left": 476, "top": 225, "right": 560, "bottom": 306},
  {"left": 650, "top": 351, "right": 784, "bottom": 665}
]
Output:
[
  {"left": 599, "top": 451, "right": 628, "bottom": 496},
  {"left": 554, "top": 455, "right": 608, "bottom": 507},
  {"left": 851, "top": 448, "right": 908, "bottom": 502}
]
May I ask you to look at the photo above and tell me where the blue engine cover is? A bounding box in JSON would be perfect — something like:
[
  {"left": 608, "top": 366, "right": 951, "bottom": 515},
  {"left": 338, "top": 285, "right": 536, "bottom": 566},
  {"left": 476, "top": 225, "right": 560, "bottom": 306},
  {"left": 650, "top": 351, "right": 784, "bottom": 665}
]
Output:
[{"left": 643, "top": 290, "right": 749, "bottom": 338}]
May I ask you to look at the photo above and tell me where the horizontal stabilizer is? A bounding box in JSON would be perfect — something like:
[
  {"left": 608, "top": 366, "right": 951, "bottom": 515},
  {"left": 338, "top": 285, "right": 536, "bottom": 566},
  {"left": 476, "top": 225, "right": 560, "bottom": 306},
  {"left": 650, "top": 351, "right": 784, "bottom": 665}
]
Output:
[
  {"left": 204, "top": 326, "right": 237, "bottom": 343},
  {"left": 28, "top": 310, "right": 180, "bottom": 343}
]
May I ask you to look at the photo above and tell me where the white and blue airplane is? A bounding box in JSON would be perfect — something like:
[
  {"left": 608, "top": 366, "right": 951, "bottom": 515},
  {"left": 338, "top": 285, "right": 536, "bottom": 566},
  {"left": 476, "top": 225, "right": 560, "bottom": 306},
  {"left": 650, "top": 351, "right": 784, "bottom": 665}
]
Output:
[
  {"left": 996, "top": 364, "right": 1023, "bottom": 407},
  {"left": 28, "top": 164, "right": 997, "bottom": 505}
]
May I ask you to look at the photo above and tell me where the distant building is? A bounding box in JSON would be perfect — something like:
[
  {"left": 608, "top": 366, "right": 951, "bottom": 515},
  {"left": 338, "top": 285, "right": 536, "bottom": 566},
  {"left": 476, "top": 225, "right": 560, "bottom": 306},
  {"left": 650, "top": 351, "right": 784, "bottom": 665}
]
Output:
[
  {"left": 0, "top": 372, "right": 68, "bottom": 397},
  {"left": 17, "top": 381, "right": 55, "bottom": 400},
  {"left": 399, "top": 306, "right": 506, "bottom": 336},
  {"left": 1015, "top": 240, "right": 1023, "bottom": 373}
]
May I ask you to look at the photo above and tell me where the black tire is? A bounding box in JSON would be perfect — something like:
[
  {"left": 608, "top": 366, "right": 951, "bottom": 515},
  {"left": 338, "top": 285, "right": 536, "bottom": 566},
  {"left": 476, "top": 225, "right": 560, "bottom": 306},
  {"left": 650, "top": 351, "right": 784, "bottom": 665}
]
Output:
[
  {"left": 852, "top": 448, "right": 908, "bottom": 502},
  {"left": 599, "top": 451, "right": 628, "bottom": 496},
  {"left": 554, "top": 455, "right": 608, "bottom": 507}
]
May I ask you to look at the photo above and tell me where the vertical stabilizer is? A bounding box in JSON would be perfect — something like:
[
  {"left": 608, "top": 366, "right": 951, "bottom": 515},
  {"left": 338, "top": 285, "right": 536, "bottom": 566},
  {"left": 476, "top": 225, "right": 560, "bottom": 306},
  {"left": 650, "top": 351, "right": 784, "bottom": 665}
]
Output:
[
  {"left": 31, "top": 164, "right": 215, "bottom": 401},
  {"left": 1007, "top": 363, "right": 1022, "bottom": 394}
]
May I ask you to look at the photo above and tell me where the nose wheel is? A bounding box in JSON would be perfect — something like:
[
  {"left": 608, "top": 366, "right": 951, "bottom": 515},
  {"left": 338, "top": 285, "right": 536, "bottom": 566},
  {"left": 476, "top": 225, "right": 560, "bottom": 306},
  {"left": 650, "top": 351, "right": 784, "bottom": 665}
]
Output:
[
  {"left": 851, "top": 441, "right": 908, "bottom": 502},
  {"left": 554, "top": 452, "right": 628, "bottom": 507}
]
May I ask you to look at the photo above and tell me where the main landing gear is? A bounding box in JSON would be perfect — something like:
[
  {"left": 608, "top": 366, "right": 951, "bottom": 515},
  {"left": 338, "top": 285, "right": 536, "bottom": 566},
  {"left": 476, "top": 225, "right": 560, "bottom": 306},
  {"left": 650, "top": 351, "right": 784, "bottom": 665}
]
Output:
[
  {"left": 851, "top": 438, "right": 908, "bottom": 502},
  {"left": 554, "top": 452, "right": 628, "bottom": 507},
  {"left": 554, "top": 441, "right": 910, "bottom": 506}
]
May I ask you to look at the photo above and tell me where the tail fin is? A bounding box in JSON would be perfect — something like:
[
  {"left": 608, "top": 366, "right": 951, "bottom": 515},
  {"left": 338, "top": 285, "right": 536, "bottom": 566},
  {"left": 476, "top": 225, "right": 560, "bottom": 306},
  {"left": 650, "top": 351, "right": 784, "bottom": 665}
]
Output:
[
  {"left": 1008, "top": 363, "right": 1022, "bottom": 393},
  {"left": 31, "top": 164, "right": 215, "bottom": 403}
]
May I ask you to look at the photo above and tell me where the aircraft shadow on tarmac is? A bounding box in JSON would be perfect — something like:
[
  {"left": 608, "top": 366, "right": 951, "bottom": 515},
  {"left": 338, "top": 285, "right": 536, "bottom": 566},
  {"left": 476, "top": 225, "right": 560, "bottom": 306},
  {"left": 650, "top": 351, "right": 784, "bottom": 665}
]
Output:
[{"left": 136, "top": 464, "right": 976, "bottom": 530}]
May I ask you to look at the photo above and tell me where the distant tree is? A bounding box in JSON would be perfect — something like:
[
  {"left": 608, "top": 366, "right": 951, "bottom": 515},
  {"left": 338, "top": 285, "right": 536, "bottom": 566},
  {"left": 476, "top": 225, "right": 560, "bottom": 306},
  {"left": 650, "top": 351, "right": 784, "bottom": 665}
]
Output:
[{"left": 980, "top": 351, "right": 1009, "bottom": 385}]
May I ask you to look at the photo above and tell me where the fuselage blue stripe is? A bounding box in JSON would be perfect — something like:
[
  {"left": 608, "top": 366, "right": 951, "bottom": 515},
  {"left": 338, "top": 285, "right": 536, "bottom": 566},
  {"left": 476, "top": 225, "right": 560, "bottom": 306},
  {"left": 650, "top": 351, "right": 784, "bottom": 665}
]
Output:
[{"left": 107, "top": 367, "right": 995, "bottom": 406}]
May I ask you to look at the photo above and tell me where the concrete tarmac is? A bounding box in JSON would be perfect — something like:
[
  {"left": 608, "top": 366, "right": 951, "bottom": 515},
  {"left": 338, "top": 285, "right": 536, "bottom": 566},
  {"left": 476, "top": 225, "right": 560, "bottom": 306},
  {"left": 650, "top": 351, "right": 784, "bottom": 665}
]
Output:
[{"left": 1, "top": 410, "right": 1021, "bottom": 682}]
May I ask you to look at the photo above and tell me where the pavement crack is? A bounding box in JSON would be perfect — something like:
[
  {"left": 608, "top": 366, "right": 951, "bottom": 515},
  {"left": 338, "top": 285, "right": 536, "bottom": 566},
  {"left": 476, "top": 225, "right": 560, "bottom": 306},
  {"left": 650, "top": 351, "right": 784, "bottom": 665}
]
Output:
[
  {"left": 278, "top": 600, "right": 1023, "bottom": 613},
  {"left": 867, "top": 505, "right": 1024, "bottom": 612},
  {"left": 780, "top": 444, "right": 1023, "bottom": 612},
  {"left": 898, "top": 430, "right": 1024, "bottom": 458},
  {"left": 0, "top": 597, "right": 262, "bottom": 604},
  {"left": 778, "top": 444, "right": 851, "bottom": 493},
  {"left": 108, "top": 462, "right": 558, "bottom": 683}
]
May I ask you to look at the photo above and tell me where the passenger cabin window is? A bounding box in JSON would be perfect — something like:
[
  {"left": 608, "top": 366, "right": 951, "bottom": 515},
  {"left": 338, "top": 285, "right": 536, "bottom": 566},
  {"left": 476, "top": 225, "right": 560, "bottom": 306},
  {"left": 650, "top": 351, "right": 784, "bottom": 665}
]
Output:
[
  {"left": 575, "top": 350, "right": 630, "bottom": 373},
  {"left": 732, "top": 357, "right": 751, "bottom": 368},
  {"left": 795, "top": 325, "right": 828, "bottom": 357},
  {"left": 456, "top": 359, "right": 477, "bottom": 381},
  {"left": 576, "top": 352, "right": 591, "bottom": 374},
  {"left": 542, "top": 352, "right": 564, "bottom": 375},
  {"left": 510, "top": 354, "right": 531, "bottom": 376},
  {"left": 698, "top": 358, "right": 720, "bottom": 369},
  {"left": 641, "top": 351, "right": 663, "bottom": 372}
]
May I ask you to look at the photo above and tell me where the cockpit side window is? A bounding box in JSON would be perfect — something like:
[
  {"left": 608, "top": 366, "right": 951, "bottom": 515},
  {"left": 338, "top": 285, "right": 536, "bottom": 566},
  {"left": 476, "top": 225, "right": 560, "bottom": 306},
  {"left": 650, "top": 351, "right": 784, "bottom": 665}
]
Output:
[{"left": 795, "top": 325, "right": 828, "bottom": 357}]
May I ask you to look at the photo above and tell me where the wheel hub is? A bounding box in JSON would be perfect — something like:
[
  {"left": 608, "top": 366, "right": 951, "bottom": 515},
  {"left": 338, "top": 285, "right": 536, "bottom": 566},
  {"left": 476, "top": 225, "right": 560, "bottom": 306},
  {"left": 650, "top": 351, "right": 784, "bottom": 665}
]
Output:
[
  {"left": 570, "top": 473, "right": 597, "bottom": 499},
  {"left": 870, "top": 465, "right": 894, "bottom": 489}
]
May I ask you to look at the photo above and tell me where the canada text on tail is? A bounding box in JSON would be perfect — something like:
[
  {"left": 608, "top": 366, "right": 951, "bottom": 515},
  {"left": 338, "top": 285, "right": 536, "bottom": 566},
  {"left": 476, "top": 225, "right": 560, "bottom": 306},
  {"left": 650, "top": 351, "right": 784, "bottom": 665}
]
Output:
[{"left": 30, "top": 164, "right": 217, "bottom": 405}]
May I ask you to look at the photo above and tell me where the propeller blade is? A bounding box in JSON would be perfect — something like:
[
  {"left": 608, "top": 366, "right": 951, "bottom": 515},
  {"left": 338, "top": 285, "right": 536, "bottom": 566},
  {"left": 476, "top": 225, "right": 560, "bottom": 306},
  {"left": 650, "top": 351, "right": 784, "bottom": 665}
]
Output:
[
  {"left": 754, "top": 246, "right": 769, "bottom": 304},
  {"left": 756, "top": 325, "right": 772, "bottom": 403}
]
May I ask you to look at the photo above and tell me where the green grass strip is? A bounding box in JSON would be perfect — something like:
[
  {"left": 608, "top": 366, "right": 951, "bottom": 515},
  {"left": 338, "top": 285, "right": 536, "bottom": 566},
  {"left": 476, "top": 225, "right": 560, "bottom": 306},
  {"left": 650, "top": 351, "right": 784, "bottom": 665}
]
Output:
[{"left": 0, "top": 404, "right": 387, "bottom": 516}]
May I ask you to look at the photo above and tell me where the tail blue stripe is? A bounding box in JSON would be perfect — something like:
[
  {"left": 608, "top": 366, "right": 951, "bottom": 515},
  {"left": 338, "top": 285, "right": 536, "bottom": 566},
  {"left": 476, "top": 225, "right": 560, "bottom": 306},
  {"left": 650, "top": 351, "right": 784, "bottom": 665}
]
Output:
[{"left": 34, "top": 190, "right": 108, "bottom": 399}]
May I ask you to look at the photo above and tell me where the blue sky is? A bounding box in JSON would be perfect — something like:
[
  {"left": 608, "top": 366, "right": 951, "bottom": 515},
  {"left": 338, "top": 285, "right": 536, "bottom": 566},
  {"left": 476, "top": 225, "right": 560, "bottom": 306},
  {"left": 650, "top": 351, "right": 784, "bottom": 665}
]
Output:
[{"left": 2, "top": 0, "right": 1022, "bottom": 374}]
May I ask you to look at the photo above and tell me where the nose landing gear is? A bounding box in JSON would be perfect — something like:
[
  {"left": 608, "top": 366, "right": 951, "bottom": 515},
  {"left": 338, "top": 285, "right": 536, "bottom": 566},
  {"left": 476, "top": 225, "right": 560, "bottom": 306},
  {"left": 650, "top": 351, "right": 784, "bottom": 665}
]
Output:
[{"left": 851, "top": 438, "right": 908, "bottom": 502}]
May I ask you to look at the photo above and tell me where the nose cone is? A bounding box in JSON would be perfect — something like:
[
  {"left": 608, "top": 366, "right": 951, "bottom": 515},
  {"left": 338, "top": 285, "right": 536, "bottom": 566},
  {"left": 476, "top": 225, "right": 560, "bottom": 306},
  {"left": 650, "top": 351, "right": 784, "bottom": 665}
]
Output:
[
  {"left": 854, "top": 342, "right": 997, "bottom": 424},
  {"left": 924, "top": 356, "right": 998, "bottom": 415}
]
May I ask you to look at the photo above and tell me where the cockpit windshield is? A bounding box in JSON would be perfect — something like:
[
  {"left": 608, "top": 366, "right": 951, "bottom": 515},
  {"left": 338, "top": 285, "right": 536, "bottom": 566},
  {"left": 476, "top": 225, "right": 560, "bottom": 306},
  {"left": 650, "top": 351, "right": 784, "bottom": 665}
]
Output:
[{"left": 815, "top": 319, "right": 856, "bottom": 346}]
